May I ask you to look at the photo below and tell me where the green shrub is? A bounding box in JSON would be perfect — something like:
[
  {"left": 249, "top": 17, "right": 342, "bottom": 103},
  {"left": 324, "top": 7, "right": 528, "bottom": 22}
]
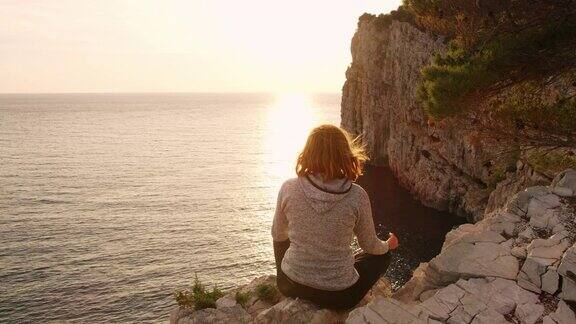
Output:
[
  {"left": 493, "top": 82, "right": 576, "bottom": 137},
  {"left": 526, "top": 149, "right": 576, "bottom": 176},
  {"left": 419, "top": 18, "right": 576, "bottom": 120},
  {"left": 487, "top": 168, "right": 507, "bottom": 191},
  {"left": 405, "top": 0, "right": 576, "bottom": 125},
  {"left": 255, "top": 283, "right": 279, "bottom": 303},
  {"left": 174, "top": 275, "right": 224, "bottom": 310},
  {"left": 234, "top": 291, "right": 251, "bottom": 308}
]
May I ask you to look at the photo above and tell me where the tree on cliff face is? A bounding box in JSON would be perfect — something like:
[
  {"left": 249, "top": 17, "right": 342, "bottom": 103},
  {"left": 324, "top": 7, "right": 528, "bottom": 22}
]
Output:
[{"left": 404, "top": 0, "right": 576, "bottom": 161}]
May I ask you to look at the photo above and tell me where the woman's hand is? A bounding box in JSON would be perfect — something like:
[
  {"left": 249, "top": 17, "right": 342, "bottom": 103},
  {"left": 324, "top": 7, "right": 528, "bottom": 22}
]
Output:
[{"left": 387, "top": 232, "right": 399, "bottom": 250}]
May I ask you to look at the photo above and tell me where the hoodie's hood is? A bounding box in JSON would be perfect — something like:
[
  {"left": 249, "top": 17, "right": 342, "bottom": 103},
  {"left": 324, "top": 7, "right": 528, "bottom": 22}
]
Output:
[{"left": 298, "top": 174, "right": 352, "bottom": 213}]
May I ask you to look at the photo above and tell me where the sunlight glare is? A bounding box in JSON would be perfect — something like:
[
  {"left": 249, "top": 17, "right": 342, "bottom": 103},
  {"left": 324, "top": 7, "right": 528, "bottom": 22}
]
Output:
[{"left": 264, "top": 93, "right": 319, "bottom": 182}]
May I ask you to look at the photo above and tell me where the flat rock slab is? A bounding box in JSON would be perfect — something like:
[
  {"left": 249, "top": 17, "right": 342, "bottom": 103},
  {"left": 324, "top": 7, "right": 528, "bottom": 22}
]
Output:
[
  {"left": 427, "top": 234, "right": 519, "bottom": 284},
  {"left": 255, "top": 298, "right": 345, "bottom": 324},
  {"left": 348, "top": 277, "right": 573, "bottom": 324}
]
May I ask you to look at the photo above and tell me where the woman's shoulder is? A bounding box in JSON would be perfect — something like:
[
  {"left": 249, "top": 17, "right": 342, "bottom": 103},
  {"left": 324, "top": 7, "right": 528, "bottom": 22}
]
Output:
[
  {"left": 279, "top": 177, "right": 300, "bottom": 193},
  {"left": 349, "top": 183, "right": 369, "bottom": 200}
]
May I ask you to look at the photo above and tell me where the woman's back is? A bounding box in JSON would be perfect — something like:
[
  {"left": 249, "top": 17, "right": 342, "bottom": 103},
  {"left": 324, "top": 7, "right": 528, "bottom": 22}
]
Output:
[
  {"left": 272, "top": 174, "right": 387, "bottom": 291},
  {"left": 271, "top": 124, "right": 398, "bottom": 309}
]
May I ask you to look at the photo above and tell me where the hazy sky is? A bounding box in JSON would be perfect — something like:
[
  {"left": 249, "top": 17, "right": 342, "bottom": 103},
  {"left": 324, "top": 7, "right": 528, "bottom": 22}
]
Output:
[{"left": 0, "top": 0, "right": 402, "bottom": 93}]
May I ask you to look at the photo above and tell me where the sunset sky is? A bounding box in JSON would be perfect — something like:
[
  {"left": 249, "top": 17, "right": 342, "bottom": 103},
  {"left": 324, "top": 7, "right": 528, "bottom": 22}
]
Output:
[{"left": 0, "top": 0, "right": 402, "bottom": 93}]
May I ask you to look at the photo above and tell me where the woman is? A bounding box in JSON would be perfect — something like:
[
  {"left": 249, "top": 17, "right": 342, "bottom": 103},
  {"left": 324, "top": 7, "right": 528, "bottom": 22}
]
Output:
[{"left": 271, "top": 124, "right": 399, "bottom": 310}]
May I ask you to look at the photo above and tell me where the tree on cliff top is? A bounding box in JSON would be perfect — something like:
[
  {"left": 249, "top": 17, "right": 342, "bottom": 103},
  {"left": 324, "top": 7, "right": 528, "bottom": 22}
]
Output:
[{"left": 404, "top": 0, "right": 576, "bottom": 150}]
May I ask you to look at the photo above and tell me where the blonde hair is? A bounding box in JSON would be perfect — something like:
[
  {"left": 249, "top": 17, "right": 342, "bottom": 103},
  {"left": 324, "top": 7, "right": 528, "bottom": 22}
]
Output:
[{"left": 296, "top": 124, "right": 368, "bottom": 181}]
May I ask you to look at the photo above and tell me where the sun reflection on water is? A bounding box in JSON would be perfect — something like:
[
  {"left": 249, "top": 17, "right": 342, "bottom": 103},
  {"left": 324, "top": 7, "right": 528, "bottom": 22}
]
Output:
[{"left": 263, "top": 93, "right": 320, "bottom": 183}]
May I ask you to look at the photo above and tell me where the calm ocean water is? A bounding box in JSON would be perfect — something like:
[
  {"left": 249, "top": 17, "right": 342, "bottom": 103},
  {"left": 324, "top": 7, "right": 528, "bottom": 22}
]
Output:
[{"left": 0, "top": 93, "right": 462, "bottom": 323}]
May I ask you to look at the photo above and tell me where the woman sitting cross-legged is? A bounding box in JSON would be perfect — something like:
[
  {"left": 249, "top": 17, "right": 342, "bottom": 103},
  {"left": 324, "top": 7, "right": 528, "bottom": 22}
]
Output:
[{"left": 271, "top": 124, "right": 399, "bottom": 310}]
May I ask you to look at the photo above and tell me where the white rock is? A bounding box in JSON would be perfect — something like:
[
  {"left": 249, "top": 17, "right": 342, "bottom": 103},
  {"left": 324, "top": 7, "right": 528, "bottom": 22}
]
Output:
[
  {"left": 506, "top": 186, "right": 549, "bottom": 216},
  {"left": 428, "top": 240, "right": 519, "bottom": 284},
  {"left": 515, "top": 302, "right": 544, "bottom": 324},
  {"left": 519, "top": 227, "right": 537, "bottom": 241},
  {"left": 418, "top": 288, "right": 438, "bottom": 302},
  {"left": 419, "top": 284, "right": 465, "bottom": 321},
  {"left": 558, "top": 244, "right": 576, "bottom": 278},
  {"left": 548, "top": 300, "right": 576, "bottom": 324},
  {"left": 255, "top": 298, "right": 343, "bottom": 324},
  {"left": 552, "top": 169, "right": 576, "bottom": 196},
  {"left": 560, "top": 277, "right": 576, "bottom": 302},
  {"left": 528, "top": 237, "right": 571, "bottom": 262},
  {"left": 471, "top": 308, "right": 509, "bottom": 324},
  {"left": 553, "top": 186, "right": 574, "bottom": 197},
  {"left": 511, "top": 246, "right": 527, "bottom": 259},
  {"left": 176, "top": 305, "right": 252, "bottom": 324},
  {"left": 517, "top": 257, "right": 547, "bottom": 293},
  {"left": 541, "top": 268, "right": 560, "bottom": 294},
  {"left": 446, "top": 294, "right": 486, "bottom": 324},
  {"left": 216, "top": 296, "right": 237, "bottom": 309},
  {"left": 529, "top": 205, "right": 554, "bottom": 229},
  {"left": 534, "top": 194, "right": 562, "bottom": 209},
  {"left": 489, "top": 221, "right": 517, "bottom": 237},
  {"left": 553, "top": 224, "right": 567, "bottom": 234},
  {"left": 346, "top": 297, "right": 428, "bottom": 324}
]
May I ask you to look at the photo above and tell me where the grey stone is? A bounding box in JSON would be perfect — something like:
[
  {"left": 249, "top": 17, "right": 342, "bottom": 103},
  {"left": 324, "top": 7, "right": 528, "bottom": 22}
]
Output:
[
  {"left": 552, "top": 169, "right": 576, "bottom": 196},
  {"left": 216, "top": 296, "right": 237, "bottom": 309},
  {"left": 428, "top": 240, "right": 519, "bottom": 284},
  {"left": 534, "top": 194, "right": 562, "bottom": 209},
  {"left": 528, "top": 237, "right": 571, "bottom": 263},
  {"left": 547, "top": 300, "right": 576, "bottom": 324},
  {"left": 560, "top": 277, "right": 576, "bottom": 302},
  {"left": 346, "top": 297, "right": 429, "bottom": 324},
  {"left": 558, "top": 244, "right": 576, "bottom": 278},
  {"left": 173, "top": 305, "right": 252, "bottom": 324},
  {"left": 255, "top": 298, "right": 343, "bottom": 324},
  {"left": 419, "top": 284, "right": 465, "bottom": 321},
  {"left": 511, "top": 246, "right": 527, "bottom": 259},
  {"left": 519, "top": 227, "right": 537, "bottom": 241},
  {"left": 515, "top": 302, "right": 544, "bottom": 324},
  {"left": 541, "top": 268, "right": 560, "bottom": 294},
  {"left": 553, "top": 186, "right": 574, "bottom": 197},
  {"left": 517, "top": 257, "right": 547, "bottom": 293}
]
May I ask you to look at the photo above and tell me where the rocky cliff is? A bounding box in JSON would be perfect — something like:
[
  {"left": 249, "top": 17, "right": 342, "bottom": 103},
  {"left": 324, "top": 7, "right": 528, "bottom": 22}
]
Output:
[
  {"left": 169, "top": 169, "right": 576, "bottom": 323},
  {"left": 167, "top": 12, "right": 576, "bottom": 324},
  {"left": 341, "top": 15, "right": 551, "bottom": 221}
]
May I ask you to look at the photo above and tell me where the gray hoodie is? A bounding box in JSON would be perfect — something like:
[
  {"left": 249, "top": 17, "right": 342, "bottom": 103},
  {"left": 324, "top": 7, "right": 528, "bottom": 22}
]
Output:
[{"left": 272, "top": 175, "right": 389, "bottom": 291}]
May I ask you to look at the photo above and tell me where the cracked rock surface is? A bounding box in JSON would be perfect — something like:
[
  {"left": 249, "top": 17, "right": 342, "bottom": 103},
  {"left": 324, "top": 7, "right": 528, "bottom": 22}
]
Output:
[
  {"left": 351, "top": 169, "right": 576, "bottom": 324},
  {"left": 169, "top": 170, "right": 576, "bottom": 323}
]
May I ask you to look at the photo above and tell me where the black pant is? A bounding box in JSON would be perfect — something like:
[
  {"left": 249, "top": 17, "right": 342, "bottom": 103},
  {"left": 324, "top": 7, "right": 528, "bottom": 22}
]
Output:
[{"left": 273, "top": 240, "right": 391, "bottom": 310}]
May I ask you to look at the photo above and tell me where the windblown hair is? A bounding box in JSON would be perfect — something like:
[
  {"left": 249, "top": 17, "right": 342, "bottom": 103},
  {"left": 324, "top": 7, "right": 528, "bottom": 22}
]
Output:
[{"left": 296, "top": 124, "right": 368, "bottom": 181}]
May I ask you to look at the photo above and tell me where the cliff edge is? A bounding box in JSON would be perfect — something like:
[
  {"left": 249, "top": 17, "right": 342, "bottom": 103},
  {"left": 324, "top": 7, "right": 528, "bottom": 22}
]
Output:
[
  {"left": 169, "top": 169, "right": 576, "bottom": 323},
  {"left": 341, "top": 15, "right": 551, "bottom": 221}
]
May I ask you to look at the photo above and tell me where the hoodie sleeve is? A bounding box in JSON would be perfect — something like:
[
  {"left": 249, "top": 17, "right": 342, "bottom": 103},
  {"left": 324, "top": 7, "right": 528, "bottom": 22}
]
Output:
[
  {"left": 354, "top": 188, "right": 389, "bottom": 255},
  {"left": 271, "top": 182, "right": 289, "bottom": 242}
]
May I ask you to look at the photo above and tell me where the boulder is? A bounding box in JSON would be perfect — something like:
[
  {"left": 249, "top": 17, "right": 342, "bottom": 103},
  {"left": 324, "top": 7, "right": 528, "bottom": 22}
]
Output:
[
  {"left": 171, "top": 305, "right": 252, "bottom": 324},
  {"left": 551, "top": 169, "right": 576, "bottom": 197},
  {"left": 254, "top": 298, "right": 344, "bottom": 324},
  {"left": 542, "top": 300, "right": 576, "bottom": 324},
  {"left": 350, "top": 278, "right": 544, "bottom": 324},
  {"left": 346, "top": 297, "right": 429, "bottom": 324},
  {"left": 541, "top": 268, "right": 561, "bottom": 294},
  {"left": 426, "top": 237, "right": 519, "bottom": 285}
]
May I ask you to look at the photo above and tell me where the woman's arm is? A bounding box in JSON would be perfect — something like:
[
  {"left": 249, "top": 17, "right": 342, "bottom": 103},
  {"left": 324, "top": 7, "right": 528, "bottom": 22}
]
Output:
[
  {"left": 354, "top": 189, "right": 391, "bottom": 255},
  {"left": 273, "top": 239, "right": 290, "bottom": 271},
  {"left": 271, "top": 183, "right": 290, "bottom": 272},
  {"left": 271, "top": 183, "right": 289, "bottom": 242}
]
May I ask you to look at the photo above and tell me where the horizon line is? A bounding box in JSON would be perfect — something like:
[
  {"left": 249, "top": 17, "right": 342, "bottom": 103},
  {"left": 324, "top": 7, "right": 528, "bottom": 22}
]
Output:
[{"left": 0, "top": 91, "right": 342, "bottom": 96}]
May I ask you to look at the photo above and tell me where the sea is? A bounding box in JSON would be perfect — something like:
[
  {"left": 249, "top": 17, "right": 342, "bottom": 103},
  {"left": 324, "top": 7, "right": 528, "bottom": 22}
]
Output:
[{"left": 0, "top": 93, "right": 464, "bottom": 322}]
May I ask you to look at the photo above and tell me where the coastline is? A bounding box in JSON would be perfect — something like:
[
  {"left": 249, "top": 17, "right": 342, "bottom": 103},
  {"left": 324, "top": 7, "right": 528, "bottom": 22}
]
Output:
[{"left": 169, "top": 169, "right": 576, "bottom": 323}]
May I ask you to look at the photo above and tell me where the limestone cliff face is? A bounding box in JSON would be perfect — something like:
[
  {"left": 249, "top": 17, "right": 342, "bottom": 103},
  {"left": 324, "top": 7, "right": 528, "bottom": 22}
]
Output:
[{"left": 341, "top": 16, "right": 549, "bottom": 221}]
